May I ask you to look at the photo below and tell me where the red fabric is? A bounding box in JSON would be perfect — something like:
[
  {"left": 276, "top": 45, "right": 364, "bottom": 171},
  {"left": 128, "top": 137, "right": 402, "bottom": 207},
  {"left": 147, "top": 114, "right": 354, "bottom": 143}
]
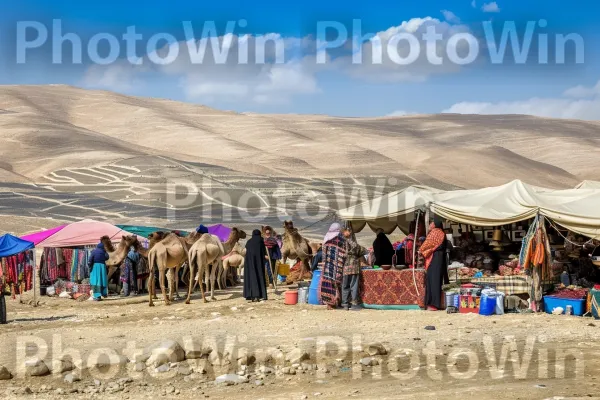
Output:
[
  {"left": 419, "top": 228, "right": 445, "bottom": 270},
  {"left": 360, "top": 269, "right": 425, "bottom": 307}
]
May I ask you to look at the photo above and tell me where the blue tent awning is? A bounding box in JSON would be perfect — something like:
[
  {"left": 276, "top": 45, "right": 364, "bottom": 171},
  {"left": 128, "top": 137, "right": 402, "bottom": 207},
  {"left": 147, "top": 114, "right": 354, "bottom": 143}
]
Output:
[{"left": 0, "top": 234, "right": 34, "bottom": 258}]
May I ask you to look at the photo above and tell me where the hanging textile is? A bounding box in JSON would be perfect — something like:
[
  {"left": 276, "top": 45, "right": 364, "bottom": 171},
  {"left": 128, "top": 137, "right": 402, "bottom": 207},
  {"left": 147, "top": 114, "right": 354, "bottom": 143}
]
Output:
[
  {"left": 0, "top": 249, "right": 35, "bottom": 295},
  {"left": 41, "top": 248, "right": 68, "bottom": 284}
]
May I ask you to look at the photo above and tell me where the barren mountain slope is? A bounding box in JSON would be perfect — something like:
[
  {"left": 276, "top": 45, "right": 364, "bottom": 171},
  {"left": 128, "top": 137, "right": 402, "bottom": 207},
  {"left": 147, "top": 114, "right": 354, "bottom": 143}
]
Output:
[{"left": 0, "top": 85, "right": 598, "bottom": 233}]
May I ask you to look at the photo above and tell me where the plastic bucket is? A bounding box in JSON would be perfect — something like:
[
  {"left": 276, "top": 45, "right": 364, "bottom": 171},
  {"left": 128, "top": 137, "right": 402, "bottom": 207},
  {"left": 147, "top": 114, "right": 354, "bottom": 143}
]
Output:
[
  {"left": 479, "top": 294, "right": 496, "bottom": 316},
  {"left": 298, "top": 287, "right": 308, "bottom": 304},
  {"left": 284, "top": 290, "right": 298, "bottom": 305},
  {"left": 308, "top": 270, "right": 323, "bottom": 305}
]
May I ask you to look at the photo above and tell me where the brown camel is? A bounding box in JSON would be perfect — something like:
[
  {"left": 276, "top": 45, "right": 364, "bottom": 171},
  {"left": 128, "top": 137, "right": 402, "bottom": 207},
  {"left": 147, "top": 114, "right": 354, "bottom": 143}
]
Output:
[
  {"left": 102, "top": 235, "right": 138, "bottom": 281},
  {"left": 281, "top": 220, "right": 312, "bottom": 277},
  {"left": 217, "top": 228, "right": 247, "bottom": 289},
  {"left": 148, "top": 231, "right": 201, "bottom": 307},
  {"left": 187, "top": 234, "right": 225, "bottom": 303}
]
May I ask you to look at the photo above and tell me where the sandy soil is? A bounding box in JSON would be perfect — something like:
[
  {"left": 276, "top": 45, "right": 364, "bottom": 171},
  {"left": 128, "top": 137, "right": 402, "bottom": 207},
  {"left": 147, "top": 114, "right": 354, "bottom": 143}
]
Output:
[{"left": 1, "top": 286, "right": 600, "bottom": 400}]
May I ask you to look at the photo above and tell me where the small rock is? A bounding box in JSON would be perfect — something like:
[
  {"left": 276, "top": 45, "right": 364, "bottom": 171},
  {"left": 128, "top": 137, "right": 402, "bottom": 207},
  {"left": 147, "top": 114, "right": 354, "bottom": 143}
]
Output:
[
  {"left": 175, "top": 389, "right": 181, "bottom": 395},
  {"left": 314, "top": 393, "right": 322, "bottom": 396},
  {"left": 214, "top": 374, "right": 248, "bottom": 385},
  {"left": 237, "top": 354, "right": 256, "bottom": 367},
  {"left": 165, "top": 385, "right": 176, "bottom": 394},
  {"left": 282, "top": 367, "right": 296, "bottom": 375},
  {"left": 211, "top": 312, "right": 221, "bottom": 317},
  {"left": 143, "top": 340, "right": 185, "bottom": 367},
  {"left": 17, "top": 387, "right": 33, "bottom": 395},
  {"left": 118, "top": 377, "right": 133, "bottom": 385},
  {"left": 366, "top": 343, "right": 387, "bottom": 356},
  {"left": 0, "top": 366, "right": 12, "bottom": 380},
  {"left": 55, "top": 388, "right": 65, "bottom": 395},
  {"left": 25, "top": 358, "right": 50, "bottom": 377},
  {"left": 258, "top": 366, "right": 274, "bottom": 375},
  {"left": 183, "top": 340, "right": 212, "bottom": 359},
  {"left": 231, "top": 307, "right": 239, "bottom": 311},
  {"left": 360, "top": 357, "right": 379, "bottom": 367},
  {"left": 535, "top": 384, "right": 547, "bottom": 388},
  {"left": 54, "top": 358, "right": 75, "bottom": 374},
  {"left": 155, "top": 364, "right": 170, "bottom": 373},
  {"left": 286, "top": 348, "right": 310, "bottom": 364},
  {"left": 301, "top": 395, "right": 308, "bottom": 400},
  {"left": 588, "top": 323, "right": 596, "bottom": 327},
  {"left": 94, "top": 379, "right": 102, "bottom": 386},
  {"left": 64, "top": 373, "right": 81, "bottom": 384},
  {"left": 134, "top": 362, "right": 146, "bottom": 372},
  {"left": 178, "top": 365, "right": 192, "bottom": 376},
  {"left": 255, "top": 380, "right": 264, "bottom": 386},
  {"left": 424, "top": 326, "right": 436, "bottom": 331}
]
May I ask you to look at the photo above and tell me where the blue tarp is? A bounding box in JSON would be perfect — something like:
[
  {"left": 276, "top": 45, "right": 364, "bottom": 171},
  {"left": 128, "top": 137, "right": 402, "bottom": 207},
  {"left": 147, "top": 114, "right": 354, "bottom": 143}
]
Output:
[{"left": 0, "top": 234, "right": 34, "bottom": 258}]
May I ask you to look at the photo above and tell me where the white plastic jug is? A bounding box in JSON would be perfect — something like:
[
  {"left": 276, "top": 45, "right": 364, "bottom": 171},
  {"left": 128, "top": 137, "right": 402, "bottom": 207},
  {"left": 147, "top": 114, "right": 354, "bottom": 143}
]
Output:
[{"left": 495, "top": 292, "right": 505, "bottom": 315}]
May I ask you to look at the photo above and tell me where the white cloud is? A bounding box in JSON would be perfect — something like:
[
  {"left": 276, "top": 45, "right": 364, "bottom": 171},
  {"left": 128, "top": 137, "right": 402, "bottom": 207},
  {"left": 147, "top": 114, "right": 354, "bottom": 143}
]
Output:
[
  {"left": 471, "top": 0, "right": 477, "bottom": 8},
  {"left": 441, "top": 10, "right": 461, "bottom": 24},
  {"left": 81, "top": 17, "right": 473, "bottom": 105},
  {"left": 335, "top": 17, "right": 472, "bottom": 83},
  {"left": 482, "top": 2, "right": 500, "bottom": 12},
  {"left": 563, "top": 81, "right": 600, "bottom": 98},
  {"left": 443, "top": 80, "right": 600, "bottom": 120},
  {"left": 387, "top": 110, "right": 419, "bottom": 117}
]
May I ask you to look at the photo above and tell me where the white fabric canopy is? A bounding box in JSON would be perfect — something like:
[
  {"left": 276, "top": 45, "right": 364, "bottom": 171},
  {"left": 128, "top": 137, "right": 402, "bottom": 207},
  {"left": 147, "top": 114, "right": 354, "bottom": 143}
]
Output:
[
  {"left": 575, "top": 180, "right": 600, "bottom": 189},
  {"left": 338, "top": 180, "right": 600, "bottom": 239}
]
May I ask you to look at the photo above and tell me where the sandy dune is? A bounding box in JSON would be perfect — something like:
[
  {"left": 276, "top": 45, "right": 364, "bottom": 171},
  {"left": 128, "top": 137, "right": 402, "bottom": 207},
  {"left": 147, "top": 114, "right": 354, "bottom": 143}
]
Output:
[{"left": 0, "top": 85, "right": 599, "bottom": 234}]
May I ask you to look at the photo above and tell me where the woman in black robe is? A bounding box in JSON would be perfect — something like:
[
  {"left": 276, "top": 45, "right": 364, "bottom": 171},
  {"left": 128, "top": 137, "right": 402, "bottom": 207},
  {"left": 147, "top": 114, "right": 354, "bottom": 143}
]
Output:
[
  {"left": 244, "top": 229, "right": 268, "bottom": 302},
  {"left": 372, "top": 228, "right": 395, "bottom": 266},
  {"left": 420, "top": 220, "right": 450, "bottom": 310}
]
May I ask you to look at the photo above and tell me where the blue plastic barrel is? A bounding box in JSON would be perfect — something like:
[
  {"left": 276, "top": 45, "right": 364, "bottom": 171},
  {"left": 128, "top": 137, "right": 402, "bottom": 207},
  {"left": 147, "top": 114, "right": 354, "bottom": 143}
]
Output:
[
  {"left": 479, "top": 294, "right": 496, "bottom": 316},
  {"left": 308, "top": 270, "right": 322, "bottom": 305}
]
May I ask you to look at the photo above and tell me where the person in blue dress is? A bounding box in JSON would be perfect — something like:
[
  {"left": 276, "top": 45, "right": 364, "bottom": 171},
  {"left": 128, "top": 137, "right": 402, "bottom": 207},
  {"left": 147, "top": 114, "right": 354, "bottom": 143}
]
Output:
[{"left": 88, "top": 242, "right": 109, "bottom": 301}]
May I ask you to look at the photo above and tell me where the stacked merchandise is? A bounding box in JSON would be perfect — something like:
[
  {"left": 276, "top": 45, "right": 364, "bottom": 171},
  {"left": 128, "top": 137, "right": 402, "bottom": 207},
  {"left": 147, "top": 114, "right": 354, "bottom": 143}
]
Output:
[
  {"left": 0, "top": 250, "right": 35, "bottom": 296},
  {"left": 498, "top": 257, "right": 524, "bottom": 276}
]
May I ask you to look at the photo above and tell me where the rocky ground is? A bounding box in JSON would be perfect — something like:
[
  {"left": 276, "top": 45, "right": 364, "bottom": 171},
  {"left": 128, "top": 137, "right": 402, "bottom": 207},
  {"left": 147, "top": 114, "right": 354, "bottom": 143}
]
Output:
[{"left": 1, "top": 286, "right": 600, "bottom": 400}]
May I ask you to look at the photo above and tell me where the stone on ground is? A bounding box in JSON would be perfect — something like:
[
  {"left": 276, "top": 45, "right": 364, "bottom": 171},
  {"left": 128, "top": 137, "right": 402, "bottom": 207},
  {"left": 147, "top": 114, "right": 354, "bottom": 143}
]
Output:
[
  {"left": 25, "top": 358, "right": 50, "bottom": 377},
  {"left": 285, "top": 348, "right": 310, "bottom": 364},
  {"left": 366, "top": 343, "right": 388, "bottom": 356},
  {"left": 143, "top": 340, "right": 185, "bottom": 368},
  {"left": 214, "top": 374, "right": 248, "bottom": 385}
]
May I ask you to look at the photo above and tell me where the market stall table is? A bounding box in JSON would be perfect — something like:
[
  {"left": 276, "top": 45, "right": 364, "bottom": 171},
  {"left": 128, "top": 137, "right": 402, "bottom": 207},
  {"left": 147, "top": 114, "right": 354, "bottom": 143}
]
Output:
[
  {"left": 470, "top": 275, "right": 532, "bottom": 295},
  {"left": 360, "top": 268, "right": 425, "bottom": 309}
]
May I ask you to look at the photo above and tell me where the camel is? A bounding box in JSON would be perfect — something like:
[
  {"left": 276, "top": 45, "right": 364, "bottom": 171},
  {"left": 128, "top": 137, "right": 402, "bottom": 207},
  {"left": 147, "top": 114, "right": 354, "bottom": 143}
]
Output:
[
  {"left": 281, "top": 220, "right": 312, "bottom": 276},
  {"left": 102, "top": 235, "right": 138, "bottom": 281},
  {"left": 186, "top": 234, "right": 225, "bottom": 303},
  {"left": 217, "top": 228, "right": 247, "bottom": 289},
  {"left": 222, "top": 242, "right": 246, "bottom": 284},
  {"left": 148, "top": 231, "right": 202, "bottom": 307}
]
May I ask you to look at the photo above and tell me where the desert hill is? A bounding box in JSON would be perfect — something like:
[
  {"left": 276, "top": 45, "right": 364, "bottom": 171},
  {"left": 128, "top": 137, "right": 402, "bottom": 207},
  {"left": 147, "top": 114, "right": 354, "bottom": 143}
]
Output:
[{"left": 0, "top": 85, "right": 598, "bottom": 235}]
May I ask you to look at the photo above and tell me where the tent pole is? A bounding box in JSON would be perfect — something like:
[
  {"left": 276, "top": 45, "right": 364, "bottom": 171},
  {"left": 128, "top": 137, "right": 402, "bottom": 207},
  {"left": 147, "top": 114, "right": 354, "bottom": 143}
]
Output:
[
  {"left": 412, "top": 210, "right": 420, "bottom": 268},
  {"left": 425, "top": 207, "right": 430, "bottom": 234},
  {"left": 33, "top": 249, "right": 37, "bottom": 307}
]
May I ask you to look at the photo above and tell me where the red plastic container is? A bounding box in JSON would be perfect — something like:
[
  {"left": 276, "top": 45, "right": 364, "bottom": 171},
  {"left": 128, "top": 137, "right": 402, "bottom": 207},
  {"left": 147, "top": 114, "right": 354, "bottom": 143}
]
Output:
[{"left": 284, "top": 290, "right": 298, "bottom": 305}]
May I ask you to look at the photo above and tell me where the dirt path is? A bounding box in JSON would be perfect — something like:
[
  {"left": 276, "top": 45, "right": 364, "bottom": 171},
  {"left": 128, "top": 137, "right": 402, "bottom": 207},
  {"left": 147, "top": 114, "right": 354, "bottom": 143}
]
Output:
[{"left": 1, "top": 287, "right": 600, "bottom": 399}]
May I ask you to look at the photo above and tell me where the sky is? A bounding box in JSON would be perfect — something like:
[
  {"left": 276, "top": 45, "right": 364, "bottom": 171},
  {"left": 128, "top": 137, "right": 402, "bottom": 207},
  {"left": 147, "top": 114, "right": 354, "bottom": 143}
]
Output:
[{"left": 1, "top": 0, "right": 599, "bottom": 118}]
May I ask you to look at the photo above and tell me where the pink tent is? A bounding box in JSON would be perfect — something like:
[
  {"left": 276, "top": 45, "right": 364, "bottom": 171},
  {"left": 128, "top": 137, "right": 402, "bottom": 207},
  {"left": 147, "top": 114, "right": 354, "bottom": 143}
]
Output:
[
  {"left": 21, "top": 225, "right": 67, "bottom": 245},
  {"left": 36, "top": 219, "right": 139, "bottom": 248}
]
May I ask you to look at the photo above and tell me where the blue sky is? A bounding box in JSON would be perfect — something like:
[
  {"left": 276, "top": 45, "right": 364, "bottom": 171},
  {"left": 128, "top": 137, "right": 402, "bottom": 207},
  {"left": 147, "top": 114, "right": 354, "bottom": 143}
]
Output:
[{"left": 1, "top": 0, "right": 599, "bottom": 118}]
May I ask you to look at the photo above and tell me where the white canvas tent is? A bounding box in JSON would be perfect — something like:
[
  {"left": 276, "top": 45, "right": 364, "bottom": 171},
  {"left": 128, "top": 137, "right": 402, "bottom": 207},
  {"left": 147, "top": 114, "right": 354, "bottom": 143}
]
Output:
[
  {"left": 338, "top": 180, "right": 600, "bottom": 239},
  {"left": 575, "top": 180, "right": 600, "bottom": 189}
]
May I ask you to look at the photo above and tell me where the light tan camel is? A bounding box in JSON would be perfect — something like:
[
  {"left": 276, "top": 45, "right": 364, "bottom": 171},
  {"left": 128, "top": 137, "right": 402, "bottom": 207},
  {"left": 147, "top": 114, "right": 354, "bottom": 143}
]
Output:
[
  {"left": 217, "top": 228, "right": 247, "bottom": 289},
  {"left": 148, "top": 231, "right": 201, "bottom": 307},
  {"left": 281, "top": 220, "right": 312, "bottom": 276},
  {"left": 102, "top": 235, "right": 138, "bottom": 280},
  {"left": 222, "top": 242, "right": 246, "bottom": 283},
  {"left": 187, "top": 234, "right": 225, "bottom": 303}
]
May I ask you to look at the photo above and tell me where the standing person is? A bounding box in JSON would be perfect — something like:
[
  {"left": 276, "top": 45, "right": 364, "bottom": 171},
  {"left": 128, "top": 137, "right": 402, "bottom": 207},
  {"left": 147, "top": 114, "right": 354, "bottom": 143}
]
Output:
[
  {"left": 88, "top": 242, "right": 109, "bottom": 301},
  {"left": 310, "top": 243, "right": 323, "bottom": 271},
  {"left": 120, "top": 247, "right": 139, "bottom": 297},
  {"left": 244, "top": 229, "right": 268, "bottom": 302},
  {"left": 319, "top": 223, "right": 347, "bottom": 310},
  {"left": 263, "top": 226, "right": 281, "bottom": 287},
  {"left": 342, "top": 227, "right": 367, "bottom": 311},
  {"left": 419, "top": 219, "right": 449, "bottom": 311},
  {"left": 372, "top": 228, "right": 394, "bottom": 266}
]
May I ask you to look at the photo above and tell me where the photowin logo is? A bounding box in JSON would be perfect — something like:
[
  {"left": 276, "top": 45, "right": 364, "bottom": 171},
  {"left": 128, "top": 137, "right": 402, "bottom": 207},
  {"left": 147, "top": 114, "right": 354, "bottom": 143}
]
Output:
[{"left": 14, "top": 19, "right": 584, "bottom": 67}]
